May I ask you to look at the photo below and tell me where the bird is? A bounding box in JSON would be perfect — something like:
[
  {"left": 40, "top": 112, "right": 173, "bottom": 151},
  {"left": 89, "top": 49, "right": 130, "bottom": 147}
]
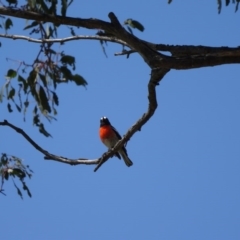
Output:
[{"left": 99, "top": 116, "right": 133, "bottom": 167}]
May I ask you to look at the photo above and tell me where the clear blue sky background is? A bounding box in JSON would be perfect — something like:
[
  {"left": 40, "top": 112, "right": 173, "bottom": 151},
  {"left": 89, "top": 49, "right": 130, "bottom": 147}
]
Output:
[{"left": 1, "top": 1, "right": 240, "bottom": 240}]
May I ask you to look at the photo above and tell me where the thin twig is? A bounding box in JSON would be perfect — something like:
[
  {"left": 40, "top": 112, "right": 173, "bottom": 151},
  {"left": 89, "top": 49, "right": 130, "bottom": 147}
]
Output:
[
  {"left": 0, "top": 33, "right": 129, "bottom": 46},
  {"left": 0, "top": 120, "right": 99, "bottom": 165},
  {"left": 114, "top": 49, "right": 136, "bottom": 56}
]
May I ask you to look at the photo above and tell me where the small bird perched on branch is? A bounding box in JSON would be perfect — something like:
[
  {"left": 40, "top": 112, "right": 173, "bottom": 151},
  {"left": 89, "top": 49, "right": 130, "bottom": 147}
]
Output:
[{"left": 99, "top": 116, "right": 133, "bottom": 167}]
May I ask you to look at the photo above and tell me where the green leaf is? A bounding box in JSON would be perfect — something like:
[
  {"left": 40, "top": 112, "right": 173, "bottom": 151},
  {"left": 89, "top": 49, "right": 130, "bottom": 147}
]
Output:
[
  {"left": 8, "top": 87, "right": 15, "bottom": 99},
  {"left": 60, "top": 66, "right": 72, "bottom": 80},
  {"left": 60, "top": 55, "right": 75, "bottom": 66},
  {"left": 23, "top": 21, "right": 39, "bottom": 30},
  {"left": 47, "top": 26, "right": 54, "bottom": 38},
  {"left": 61, "top": 55, "right": 76, "bottom": 69},
  {"left": 49, "top": 0, "right": 57, "bottom": 15},
  {"left": 39, "top": 74, "right": 47, "bottom": 88},
  {"left": 13, "top": 181, "right": 23, "bottom": 199},
  {"left": 218, "top": 0, "right": 222, "bottom": 13},
  {"left": 72, "top": 74, "right": 87, "bottom": 86},
  {"left": 39, "top": 86, "right": 51, "bottom": 113},
  {"left": 27, "top": 70, "right": 37, "bottom": 87},
  {"left": 53, "top": 107, "right": 57, "bottom": 115},
  {"left": 39, "top": 123, "right": 52, "bottom": 137},
  {"left": 14, "top": 103, "right": 21, "bottom": 112},
  {"left": 58, "top": 67, "right": 87, "bottom": 86},
  {"left": 37, "top": 0, "right": 49, "bottom": 13},
  {"left": 28, "top": 71, "right": 38, "bottom": 99},
  {"left": 27, "top": 0, "right": 36, "bottom": 10},
  {"left": 99, "top": 39, "right": 108, "bottom": 58},
  {"left": 0, "top": 86, "right": 5, "bottom": 102},
  {"left": 124, "top": 19, "right": 145, "bottom": 32},
  {"left": 236, "top": 1, "right": 239, "bottom": 12},
  {"left": 52, "top": 91, "right": 59, "bottom": 105},
  {"left": 4, "top": 171, "right": 9, "bottom": 180},
  {"left": 61, "top": 0, "right": 67, "bottom": 16},
  {"left": 7, "top": 102, "right": 13, "bottom": 112},
  {"left": 5, "top": 18, "right": 13, "bottom": 31},
  {"left": 22, "top": 182, "right": 32, "bottom": 198},
  {"left": 52, "top": 24, "right": 59, "bottom": 37},
  {"left": 7, "top": 69, "right": 17, "bottom": 78},
  {"left": 24, "top": 101, "right": 29, "bottom": 108},
  {"left": 23, "top": 101, "right": 29, "bottom": 116},
  {"left": 33, "top": 106, "right": 38, "bottom": 115},
  {"left": 12, "top": 169, "right": 25, "bottom": 179},
  {"left": 6, "top": 0, "right": 17, "bottom": 5},
  {"left": 1, "top": 154, "right": 8, "bottom": 165},
  {"left": 70, "top": 27, "right": 76, "bottom": 36},
  {"left": 18, "top": 75, "right": 28, "bottom": 93},
  {"left": 33, "top": 113, "right": 40, "bottom": 126}
]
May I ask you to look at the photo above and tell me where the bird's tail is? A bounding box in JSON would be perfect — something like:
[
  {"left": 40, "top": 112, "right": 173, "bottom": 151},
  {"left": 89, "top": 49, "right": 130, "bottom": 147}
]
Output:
[{"left": 119, "top": 150, "right": 133, "bottom": 167}]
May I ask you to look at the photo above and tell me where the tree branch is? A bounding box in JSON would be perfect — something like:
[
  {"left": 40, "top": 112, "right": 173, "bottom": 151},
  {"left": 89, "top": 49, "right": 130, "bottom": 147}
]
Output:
[
  {"left": 0, "top": 6, "right": 114, "bottom": 31},
  {"left": 0, "top": 7, "right": 239, "bottom": 172},
  {"left": 0, "top": 120, "right": 98, "bottom": 165},
  {"left": 153, "top": 44, "right": 240, "bottom": 57},
  {"left": 116, "top": 44, "right": 240, "bottom": 57},
  {"left": 154, "top": 54, "right": 240, "bottom": 69},
  {"left": 0, "top": 7, "right": 239, "bottom": 69},
  {"left": 114, "top": 49, "right": 135, "bottom": 57},
  {"left": 94, "top": 67, "right": 170, "bottom": 171},
  {"left": 0, "top": 65, "right": 169, "bottom": 172},
  {"left": 0, "top": 33, "right": 128, "bottom": 46},
  {"left": 115, "top": 43, "right": 240, "bottom": 68},
  {"left": 107, "top": 12, "right": 163, "bottom": 68}
]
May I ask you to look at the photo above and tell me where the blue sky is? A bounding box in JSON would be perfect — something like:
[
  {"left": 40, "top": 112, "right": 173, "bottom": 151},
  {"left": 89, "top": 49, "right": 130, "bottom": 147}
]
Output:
[{"left": 1, "top": 1, "right": 240, "bottom": 240}]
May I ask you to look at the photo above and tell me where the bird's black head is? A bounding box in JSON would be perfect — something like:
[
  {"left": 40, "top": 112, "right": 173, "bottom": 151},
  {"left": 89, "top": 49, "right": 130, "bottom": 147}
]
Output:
[{"left": 100, "top": 116, "right": 111, "bottom": 126}]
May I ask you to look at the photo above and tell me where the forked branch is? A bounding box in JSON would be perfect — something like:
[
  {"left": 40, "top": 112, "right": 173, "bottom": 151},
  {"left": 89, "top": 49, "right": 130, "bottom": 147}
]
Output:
[
  {"left": 94, "top": 68, "right": 170, "bottom": 171},
  {"left": 0, "top": 68, "right": 169, "bottom": 171}
]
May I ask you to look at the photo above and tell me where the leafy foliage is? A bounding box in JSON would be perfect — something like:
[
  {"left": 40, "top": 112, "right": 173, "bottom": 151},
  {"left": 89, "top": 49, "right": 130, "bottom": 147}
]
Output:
[
  {"left": 5, "top": 0, "right": 17, "bottom": 6},
  {"left": 0, "top": 16, "right": 13, "bottom": 33},
  {"left": 0, "top": 153, "right": 33, "bottom": 198},
  {"left": 168, "top": 0, "right": 240, "bottom": 13},
  {"left": 225, "top": 0, "right": 240, "bottom": 13},
  {"left": 5, "top": 18, "right": 13, "bottom": 32},
  {"left": 0, "top": 0, "right": 87, "bottom": 136},
  {"left": 1, "top": 48, "right": 87, "bottom": 136}
]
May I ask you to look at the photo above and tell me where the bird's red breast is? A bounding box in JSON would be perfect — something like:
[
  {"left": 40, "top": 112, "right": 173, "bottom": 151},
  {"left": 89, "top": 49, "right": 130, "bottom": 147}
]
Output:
[
  {"left": 99, "top": 116, "right": 132, "bottom": 163},
  {"left": 99, "top": 125, "right": 115, "bottom": 142}
]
